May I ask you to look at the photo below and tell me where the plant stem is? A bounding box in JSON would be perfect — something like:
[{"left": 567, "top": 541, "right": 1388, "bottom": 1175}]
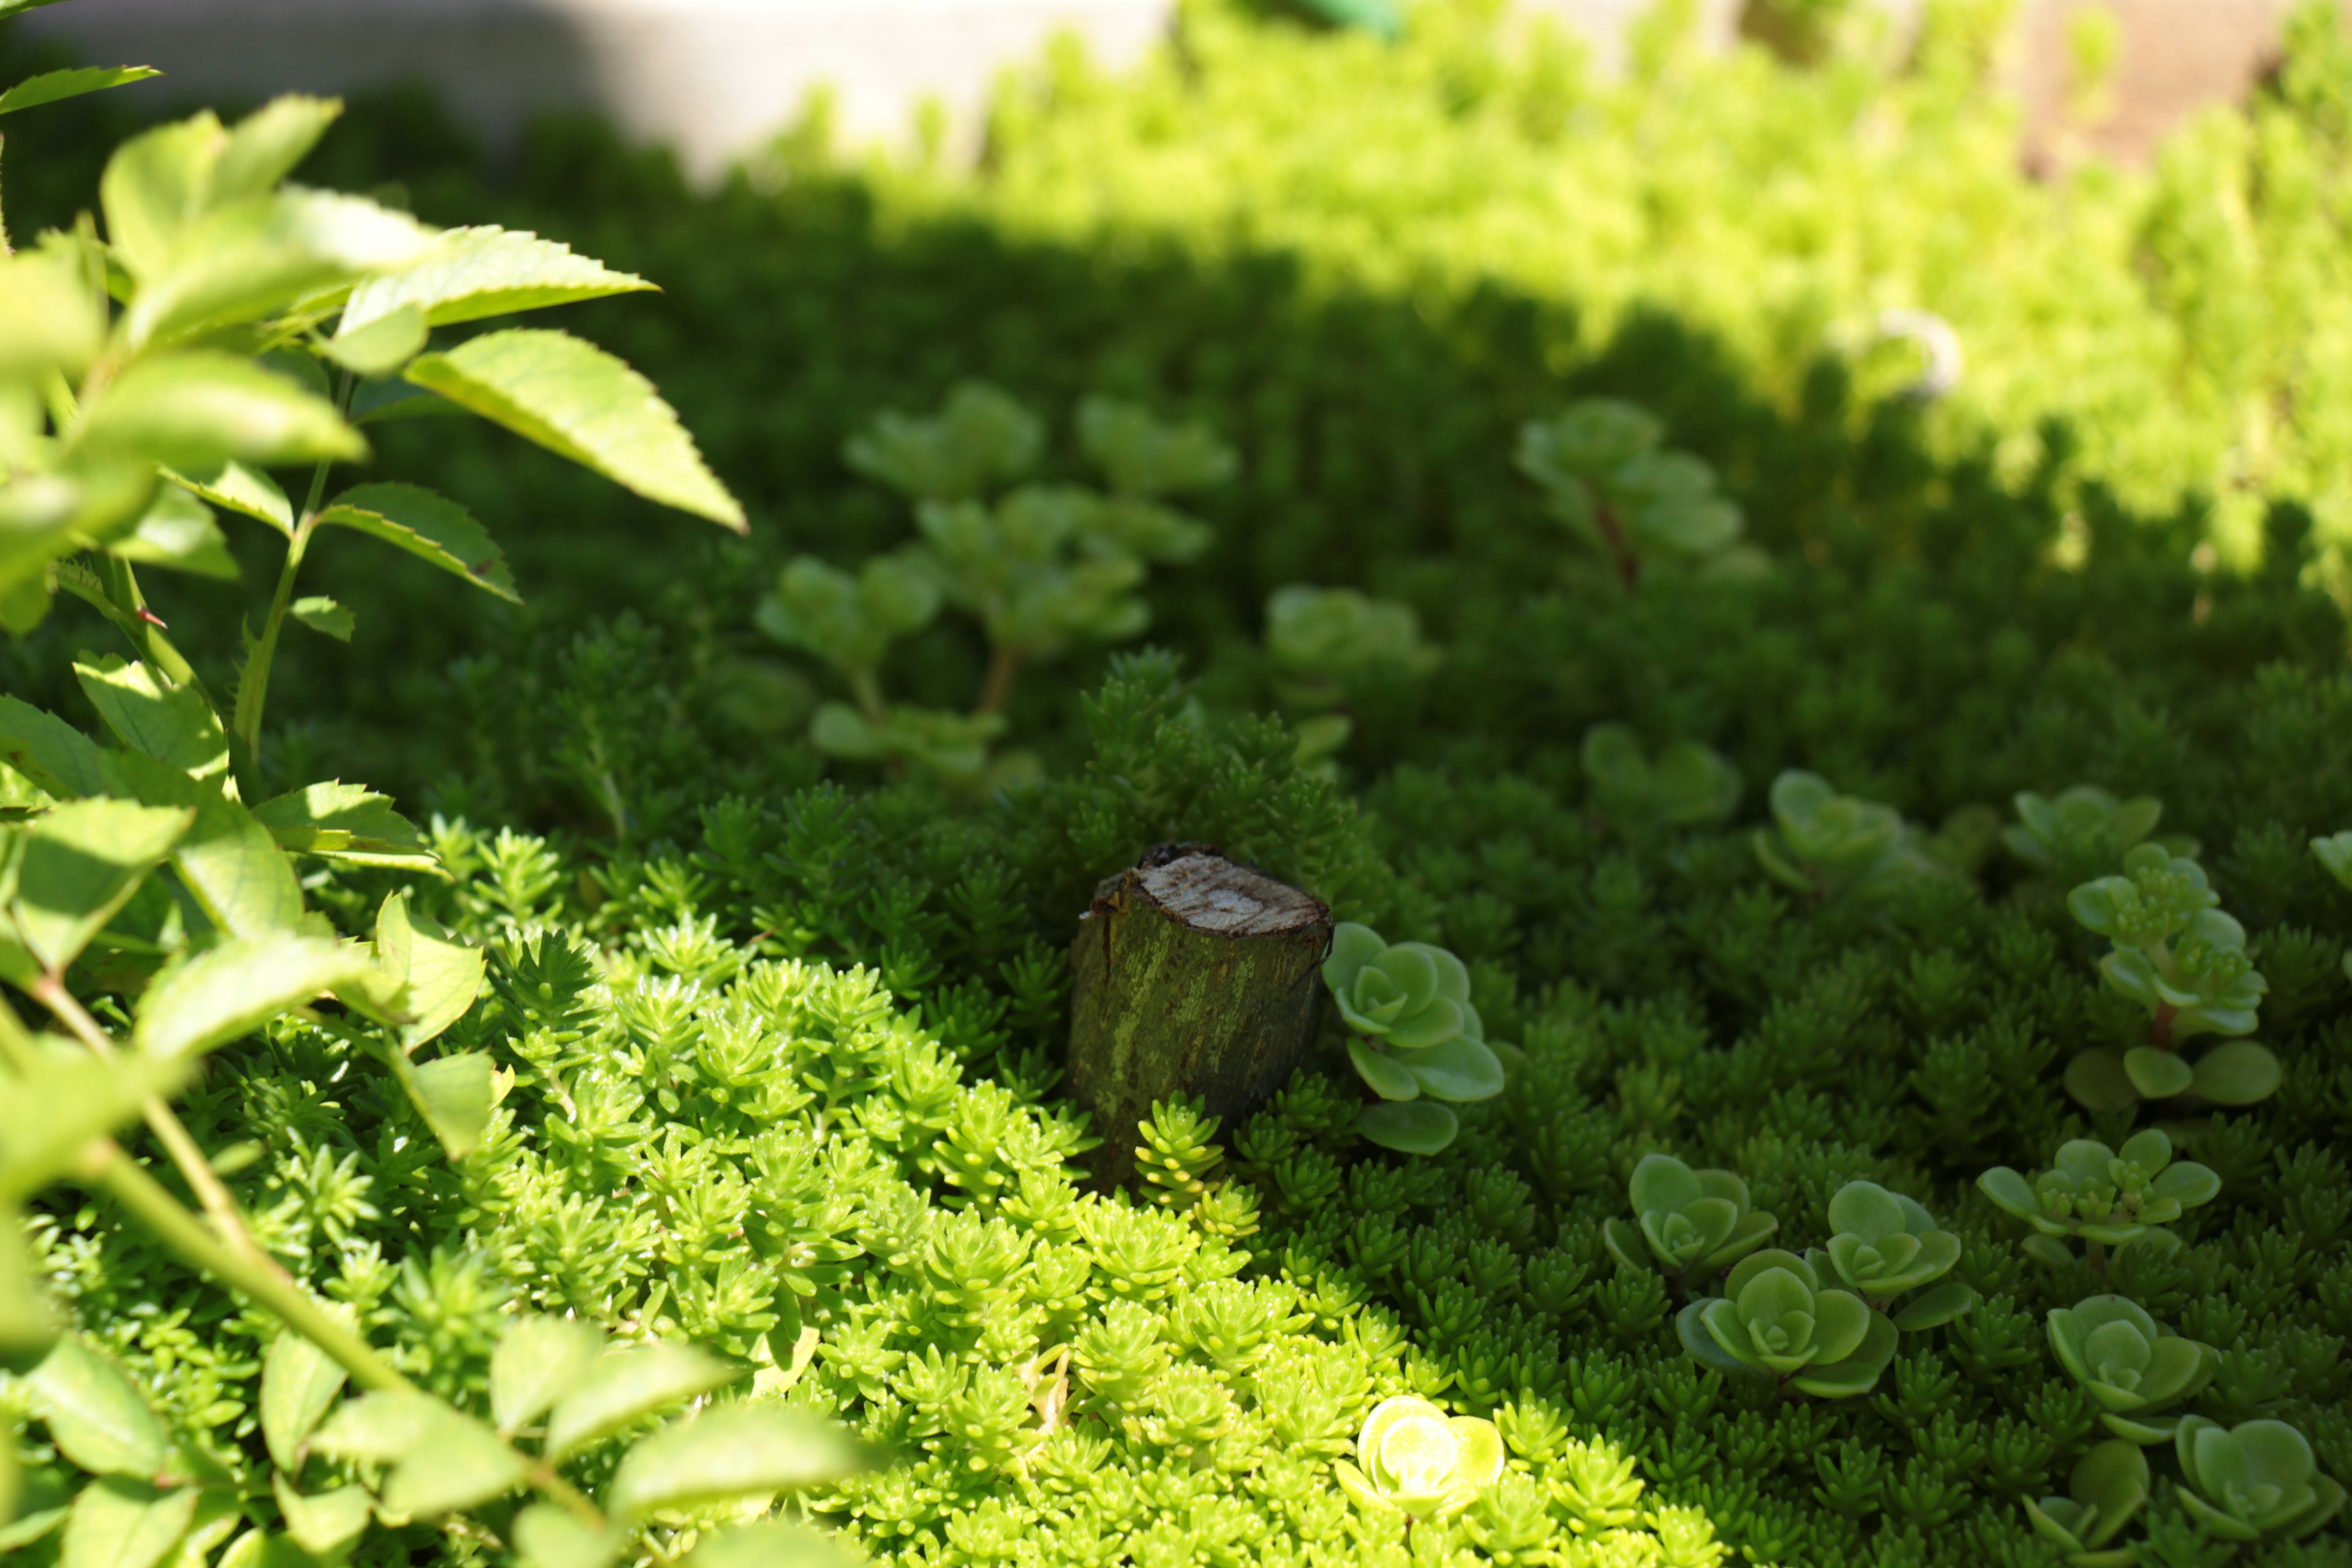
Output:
[
  {"left": 236, "top": 372, "right": 352, "bottom": 769},
  {"left": 977, "top": 644, "right": 1022, "bottom": 716},
  {"left": 32, "top": 975, "right": 288, "bottom": 1279},
  {"left": 233, "top": 513, "right": 317, "bottom": 771},
  {"left": 1, "top": 132, "right": 13, "bottom": 259},
  {"left": 80, "top": 1139, "right": 415, "bottom": 1394},
  {"left": 2149, "top": 1003, "right": 2178, "bottom": 1050}
]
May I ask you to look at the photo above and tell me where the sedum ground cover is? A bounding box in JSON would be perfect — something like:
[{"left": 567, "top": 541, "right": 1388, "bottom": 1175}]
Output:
[{"left": 5, "top": 2, "right": 2352, "bottom": 1566}]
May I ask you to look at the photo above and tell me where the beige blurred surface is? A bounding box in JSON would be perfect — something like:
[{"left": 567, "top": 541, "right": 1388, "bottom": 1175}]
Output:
[{"left": 18, "top": 0, "right": 2341, "bottom": 178}]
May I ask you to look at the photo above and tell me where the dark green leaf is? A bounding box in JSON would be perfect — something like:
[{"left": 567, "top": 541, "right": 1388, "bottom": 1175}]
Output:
[
  {"left": 100, "top": 753, "right": 304, "bottom": 938},
  {"left": 317, "top": 483, "right": 516, "bottom": 603},
  {"left": 0, "top": 67, "right": 161, "bottom": 117},
  {"left": 6, "top": 797, "right": 191, "bottom": 973},
  {"left": 167, "top": 463, "right": 292, "bottom": 535},
  {"left": 289, "top": 597, "right": 354, "bottom": 641},
  {"left": 0, "top": 698, "right": 107, "bottom": 799},
  {"left": 251, "top": 782, "right": 435, "bottom": 872},
  {"left": 74, "top": 658, "right": 230, "bottom": 781},
  {"left": 404, "top": 330, "right": 744, "bottom": 530}
]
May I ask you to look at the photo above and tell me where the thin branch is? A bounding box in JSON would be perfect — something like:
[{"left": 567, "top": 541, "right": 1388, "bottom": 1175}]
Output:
[{"left": 33, "top": 975, "right": 290, "bottom": 1281}]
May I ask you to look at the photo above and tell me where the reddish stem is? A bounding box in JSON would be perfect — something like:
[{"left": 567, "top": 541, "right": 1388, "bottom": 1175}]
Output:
[
  {"left": 1594, "top": 500, "right": 1642, "bottom": 587},
  {"left": 2149, "top": 1003, "right": 2178, "bottom": 1050}
]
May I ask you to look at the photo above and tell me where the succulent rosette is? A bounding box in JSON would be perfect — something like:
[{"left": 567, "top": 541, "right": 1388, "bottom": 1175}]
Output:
[
  {"left": 2045, "top": 1295, "right": 2215, "bottom": 1444},
  {"left": 1333, "top": 1395, "right": 1505, "bottom": 1520},
  {"left": 1324, "top": 924, "right": 1506, "bottom": 1158},
  {"left": 2173, "top": 1417, "right": 2346, "bottom": 1543},
  {"left": 1814, "top": 1180, "right": 1973, "bottom": 1330},
  {"left": 1605, "top": 1153, "right": 1776, "bottom": 1282},
  {"left": 2022, "top": 1440, "right": 2149, "bottom": 1567},
  {"left": 1675, "top": 1248, "right": 1898, "bottom": 1398},
  {"left": 1977, "top": 1129, "right": 2218, "bottom": 1264}
]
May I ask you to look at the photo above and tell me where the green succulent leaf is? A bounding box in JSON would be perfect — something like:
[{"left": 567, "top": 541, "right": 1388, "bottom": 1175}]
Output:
[{"left": 1357, "top": 1100, "right": 1458, "bottom": 1156}]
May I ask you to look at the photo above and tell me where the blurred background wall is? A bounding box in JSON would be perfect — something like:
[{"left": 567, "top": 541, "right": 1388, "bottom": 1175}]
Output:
[{"left": 18, "top": 0, "right": 2335, "bottom": 179}]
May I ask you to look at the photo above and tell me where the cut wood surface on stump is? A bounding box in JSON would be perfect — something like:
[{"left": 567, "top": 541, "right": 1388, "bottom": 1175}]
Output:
[{"left": 1067, "top": 843, "right": 1332, "bottom": 1180}]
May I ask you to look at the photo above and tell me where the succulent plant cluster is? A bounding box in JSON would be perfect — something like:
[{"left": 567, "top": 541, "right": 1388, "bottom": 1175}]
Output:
[
  {"left": 2064, "top": 843, "right": 2277, "bottom": 1112},
  {"left": 13, "top": 1, "right": 2352, "bottom": 1562},
  {"left": 756, "top": 383, "right": 1234, "bottom": 778},
  {"left": 1322, "top": 924, "right": 1507, "bottom": 1157},
  {"left": 1515, "top": 399, "right": 1761, "bottom": 584}
]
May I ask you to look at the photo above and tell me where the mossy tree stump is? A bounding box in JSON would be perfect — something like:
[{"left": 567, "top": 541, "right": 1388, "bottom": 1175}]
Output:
[{"left": 1068, "top": 843, "right": 1332, "bottom": 1178}]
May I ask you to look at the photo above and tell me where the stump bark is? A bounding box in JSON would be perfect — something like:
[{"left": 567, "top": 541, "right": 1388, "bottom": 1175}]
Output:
[{"left": 1067, "top": 844, "right": 1332, "bottom": 1178}]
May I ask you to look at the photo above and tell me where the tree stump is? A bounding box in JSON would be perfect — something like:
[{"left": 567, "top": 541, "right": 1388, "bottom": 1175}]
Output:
[{"left": 1067, "top": 843, "right": 1332, "bottom": 1179}]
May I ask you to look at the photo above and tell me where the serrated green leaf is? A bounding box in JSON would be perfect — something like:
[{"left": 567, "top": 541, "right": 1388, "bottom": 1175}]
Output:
[
  {"left": 2, "top": 1204, "right": 60, "bottom": 1357},
  {"left": 0, "top": 698, "right": 107, "bottom": 799},
  {"left": 380, "top": 1410, "right": 524, "bottom": 1517},
  {"left": 404, "top": 330, "right": 743, "bottom": 530},
  {"left": 99, "top": 113, "right": 219, "bottom": 277},
  {"left": 289, "top": 597, "right": 353, "bottom": 641},
  {"left": 74, "top": 658, "right": 229, "bottom": 781},
  {"left": 308, "top": 1392, "right": 440, "bottom": 1464},
  {"left": 543, "top": 1344, "right": 737, "bottom": 1463},
  {"left": 0, "top": 241, "right": 106, "bottom": 380},
  {"left": 166, "top": 462, "right": 292, "bottom": 536},
  {"left": 402, "top": 1052, "right": 494, "bottom": 1158},
  {"left": 267, "top": 1476, "right": 369, "bottom": 1559},
  {"left": 366, "top": 891, "right": 483, "bottom": 1049},
  {"left": 0, "top": 67, "right": 161, "bottom": 117},
  {"left": 491, "top": 1317, "right": 603, "bottom": 1436},
  {"left": 676, "top": 1522, "right": 862, "bottom": 1568},
  {"left": 251, "top": 782, "right": 435, "bottom": 872},
  {"left": 82, "top": 353, "right": 365, "bottom": 472},
  {"left": 259, "top": 1330, "right": 348, "bottom": 1471},
  {"left": 124, "top": 189, "right": 434, "bottom": 348},
  {"left": 209, "top": 97, "right": 341, "bottom": 206},
  {"left": 342, "top": 225, "right": 655, "bottom": 331},
  {"left": 6, "top": 798, "right": 190, "bottom": 973},
  {"left": 100, "top": 753, "right": 304, "bottom": 938},
  {"left": 60, "top": 1481, "right": 195, "bottom": 1568},
  {"left": 317, "top": 303, "right": 425, "bottom": 377},
  {"left": 108, "top": 489, "right": 238, "bottom": 581},
  {"left": 607, "top": 1406, "right": 867, "bottom": 1521},
  {"left": 0, "top": 1056, "right": 183, "bottom": 1206},
  {"left": 512, "top": 1504, "right": 617, "bottom": 1568},
  {"left": 316, "top": 483, "right": 516, "bottom": 603},
  {"left": 130, "top": 933, "right": 371, "bottom": 1060},
  {"left": 28, "top": 1337, "right": 169, "bottom": 1479}
]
